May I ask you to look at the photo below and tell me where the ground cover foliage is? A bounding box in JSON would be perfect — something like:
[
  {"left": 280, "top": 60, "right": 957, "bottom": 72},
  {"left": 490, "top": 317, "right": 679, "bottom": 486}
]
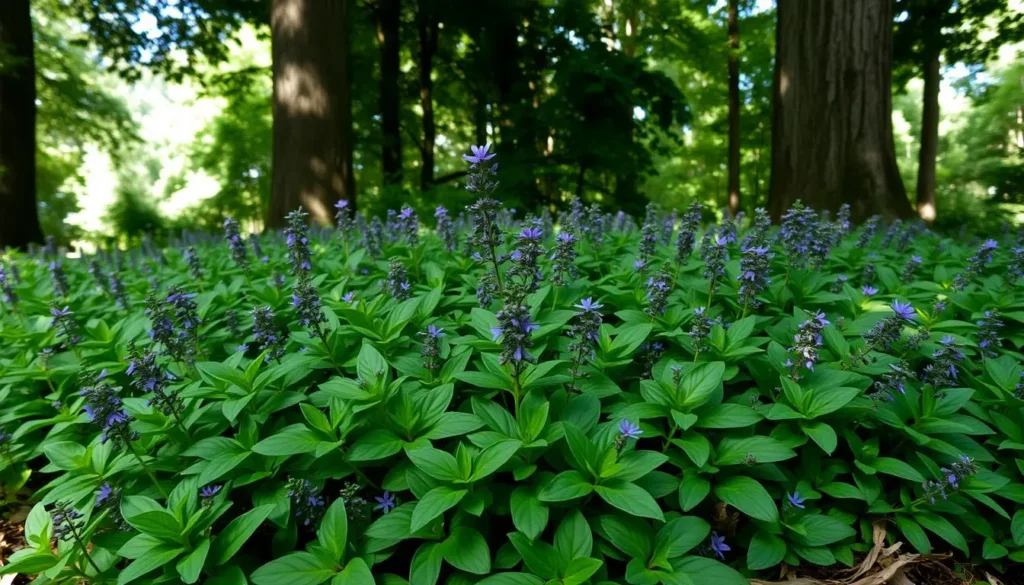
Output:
[{"left": 2, "top": 148, "right": 1024, "bottom": 585}]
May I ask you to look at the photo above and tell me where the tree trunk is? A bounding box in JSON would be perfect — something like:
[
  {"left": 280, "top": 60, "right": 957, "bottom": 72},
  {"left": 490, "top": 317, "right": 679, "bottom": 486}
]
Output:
[
  {"left": 916, "top": 37, "right": 940, "bottom": 223},
  {"left": 377, "top": 0, "right": 402, "bottom": 186},
  {"left": 768, "top": 0, "right": 912, "bottom": 222},
  {"left": 726, "top": 0, "right": 741, "bottom": 217},
  {"left": 0, "top": 0, "right": 44, "bottom": 250},
  {"left": 417, "top": 1, "right": 437, "bottom": 192},
  {"left": 269, "top": 0, "right": 354, "bottom": 227}
]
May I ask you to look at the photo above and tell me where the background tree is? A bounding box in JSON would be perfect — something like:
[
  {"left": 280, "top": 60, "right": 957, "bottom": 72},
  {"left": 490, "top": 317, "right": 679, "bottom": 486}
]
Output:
[
  {"left": 769, "top": 0, "right": 912, "bottom": 221},
  {"left": 0, "top": 0, "right": 44, "bottom": 250},
  {"left": 894, "top": 0, "right": 1022, "bottom": 223},
  {"left": 726, "top": 0, "right": 741, "bottom": 216}
]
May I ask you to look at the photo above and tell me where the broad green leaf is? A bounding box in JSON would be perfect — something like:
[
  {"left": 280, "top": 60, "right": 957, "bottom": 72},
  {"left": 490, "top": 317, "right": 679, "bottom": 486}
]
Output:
[
  {"left": 334, "top": 558, "right": 375, "bottom": 585},
  {"left": 442, "top": 526, "right": 491, "bottom": 574},
  {"left": 747, "top": 530, "right": 786, "bottom": 570},
  {"left": 318, "top": 498, "right": 348, "bottom": 561},
  {"left": 175, "top": 537, "right": 210, "bottom": 584},
  {"left": 554, "top": 510, "right": 593, "bottom": 564},
  {"left": 594, "top": 480, "right": 664, "bottom": 520},
  {"left": 714, "top": 476, "right": 778, "bottom": 523},
  {"left": 538, "top": 470, "right": 593, "bottom": 502},
  {"left": 252, "top": 424, "right": 322, "bottom": 456},
  {"left": 410, "top": 543, "right": 443, "bottom": 585},
  {"left": 251, "top": 551, "right": 336, "bottom": 585},
  {"left": 510, "top": 486, "right": 549, "bottom": 540},
  {"left": 209, "top": 505, "right": 274, "bottom": 565},
  {"left": 471, "top": 440, "right": 521, "bottom": 481},
  {"left": 411, "top": 487, "right": 467, "bottom": 531},
  {"left": 117, "top": 544, "right": 185, "bottom": 585},
  {"left": 406, "top": 446, "right": 461, "bottom": 482}
]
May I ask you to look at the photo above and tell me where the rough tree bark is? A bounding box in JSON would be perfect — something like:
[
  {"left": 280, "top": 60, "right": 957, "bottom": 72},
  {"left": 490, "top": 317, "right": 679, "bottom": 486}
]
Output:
[
  {"left": 726, "top": 0, "right": 741, "bottom": 216},
  {"left": 269, "top": 0, "right": 354, "bottom": 226},
  {"left": 916, "top": 12, "right": 941, "bottom": 224},
  {"left": 768, "top": 0, "right": 912, "bottom": 222},
  {"left": 0, "top": 0, "right": 44, "bottom": 250},
  {"left": 417, "top": 1, "right": 437, "bottom": 192},
  {"left": 377, "top": 0, "right": 402, "bottom": 186}
]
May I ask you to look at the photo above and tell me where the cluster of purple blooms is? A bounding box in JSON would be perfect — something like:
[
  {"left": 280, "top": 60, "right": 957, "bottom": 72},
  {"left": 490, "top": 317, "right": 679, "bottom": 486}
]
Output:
[
  {"left": 689, "top": 307, "right": 717, "bottom": 354},
  {"left": 738, "top": 209, "right": 773, "bottom": 311},
  {"left": 567, "top": 298, "right": 603, "bottom": 393},
  {"left": 856, "top": 215, "right": 882, "bottom": 248},
  {"left": 975, "top": 310, "right": 1003, "bottom": 358},
  {"left": 952, "top": 238, "right": 998, "bottom": 290},
  {"left": 108, "top": 270, "right": 129, "bottom": 309},
  {"left": 551, "top": 232, "right": 578, "bottom": 286},
  {"left": 869, "top": 361, "right": 914, "bottom": 402},
  {"left": 788, "top": 311, "right": 829, "bottom": 373},
  {"left": 50, "top": 305, "right": 80, "bottom": 347},
  {"left": 284, "top": 208, "right": 314, "bottom": 274},
  {"left": 398, "top": 205, "right": 419, "bottom": 247},
  {"left": 95, "top": 483, "right": 128, "bottom": 529},
  {"left": 435, "top": 206, "right": 456, "bottom": 253},
  {"left": 615, "top": 419, "right": 642, "bottom": 453},
  {"left": 700, "top": 231, "right": 729, "bottom": 295},
  {"left": 420, "top": 324, "right": 445, "bottom": 374},
  {"left": 286, "top": 478, "right": 326, "bottom": 527},
  {"left": 335, "top": 199, "right": 356, "bottom": 239},
  {"left": 491, "top": 304, "right": 540, "bottom": 366},
  {"left": 674, "top": 203, "right": 702, "bottom": 265},
  {"left": 184, "top": 246, "right": 203, "bottom": 280},
  {"left": 1009, "top": 245, "right": 1024, "bottom": 282},
  {"left": 0, "top": 425, "right": 11, "bottom": 453},
  {"left": 0, "top": 261, "right": 17, "bottom": 308},
  {"left": 252, "top": 306, "right": 288, "bottom": 362},
  {"left": 778, "top": 201, "right": 819, "bottom": 270},
  {"left": 146, "top": 286, "right": 201, "bottom": 362},
  {"left": 862, "top": 301, "right": 915, "bottom": 353},
  {"left": 222, "top": 217, "right": 250, "bottom": 272},
  {"left": 292, "top": 278, "right": 326, "bottom": 334},
  {"left": 87, "top": 259, "right": 107, "bottom": 291},
  {"left": 80, "top": 370, "right": 137, "bottom": 446},
  {"left": 126, "top": 343, "right": 182, "bottom": 418},
  {"left": 49, "top": 261, "right": 70, "bottom": 298},
  {"left": 637, "top": 203, "right": 660, "bottom": 266},
  {"left": 922, "top": 455, "right": 978, "bottom": 504},
  {"left": 507, "top": 221, "right": 545, "bottom": 293},
  {"left": 901, "top": 255, "right": 922, "bottom": 283},
  {"left": 51, "top": 501, "right": 85, "bottom": 542},
  {"left": 384, "top": 257, "right": 412, "bottom": 301},
  {"left": 645, "top": 266, "right": 673, "bottom": 316},
  {"left": 922, "top": 336, "right": 964, "bottom": 389}
]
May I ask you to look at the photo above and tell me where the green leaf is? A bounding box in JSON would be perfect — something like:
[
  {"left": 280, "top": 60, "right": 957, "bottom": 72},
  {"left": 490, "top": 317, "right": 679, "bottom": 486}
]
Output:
[
  {"left": 0, "top": 551, "right": 58, "bottom": 576},
  {"left": 800, "top": 420, "right": 837, "bottom": 454},
  {"left": 805, "top": 387, "right": 860, "bottom": 418},
  {"left": 714, "top": 476, "right": 778, "bottom": 523},
  {"left": 251, "top": 551, "right": 336, "bottom": 585},
  {"left": 713, "top": 436, "right": 796, "bottom": 466},
  {"left": 562, "top": 558, "right": 603, "bottom": 585},
  {"left": 896, "top": 515, "right": 931, "bottom": 554},
  {"left": 563, "top": 423, "right": 598, "bottom": 474},
  {"left": 606, "top": 450, "right": 668, "bottom": 482},
  {"left": 672, "top": 432, "right": 711, "bottom": 468},
  {"left": 252, "top": 424, "right": 323, "bottom": 456},
  {"left": 318, "top": 498, "right": 348, "bottom": 562},
  {"left": 789, "top": 515, "right": 855, "bottom": 547},
  {"left": 594, "top": 480, "right": 664, "bottom": 520},
  {"left": 793, "top": 545, "right": 835, "bottom": 566},
  {"left": 507, "top": 532, "right": 560, "bottom": 580},
  {"left": 406, "top": 446, "right": 462, "bottom": 481},
  {"left": 471, "top": 439, "right": 521, "bottom": 481},
  {"left": 914, "top": 511, "right": 968, "bottom": 555},
  {"left": 474, "top": 574, "right": 543, "bottom": 585},
  {"left": 117, "top": 544, "right": 185, "bottom": 585},
  {"left": 672, "top": 555, "right": 748, "bottom": 585},
  {"left": 209, "top": 505, "right": 274, "bottom": 565},
  {"left": 539, "top": 470, "right": 594, "bottom": 502},
  {"left": 510, "top": 486, "right": 549, "bottom": 540},
  {"left": 871, "top": 457, "right": 925, "bottom": 483},
  {"left": 442, "top": 526, "right": 491, "bottom": 574},
  {"left": 595, "top": 514, "right": 652, "bottom": 559},
  {"left": 1012, "top": 510, "right": 1024, "bottom": 546},
  {"left": 554, "top": 510, "right": 593, "bottom": 564},
  {"left": 348, "top": 430, "right": 404, "bottom": 462},
  {"left": 411, "top": 486, "right": 467, "bottom": 531},
  {"left": 334, "top": 558, "right": 375, "bottom": 585},
  {"left": 175, "top": 537, "right": 210, "bottom": 584},
  {"left": 695, "top": 404, "right": 762, "bottom": 428},
  {"left": 410, "top": 543, "right": 443, "bottom": 585},
  {"left": 123, "top": 509, "right": 183, "bottom": 541},
  {"left": 747, "top": 530, "right": 786, "bottom": 570},
  {"left": 680, "top": 362, "right": 725, "bottom": 408},
  {"left": 357, "top": 344, "right": 388, "bottom": 381},
  {"left": 679, "top": 474, "right": 711, "bottom": 512},
  {"left": 652, "top": 516, "right": 710, "bottom": 564}
]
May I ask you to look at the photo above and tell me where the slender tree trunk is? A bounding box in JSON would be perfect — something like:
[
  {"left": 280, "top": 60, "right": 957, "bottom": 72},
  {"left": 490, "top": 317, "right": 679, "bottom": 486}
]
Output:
[
  {"left": 726, "top": 0, "right": 741, "bottom": 217},
  {"left": 916, "top": 42, "right": 940, "bottom": 223},
  {"left": 417, "top": 1, "right": 438, "bottom": 192},
  {"left": 769, "top": 0, "right": 912, "bottom": 222},
  {"left": 0, "top": 0, "right": 44, "bottom": 250},
  {"left": 377, "top": 0, "right": 402, "bottom": 186},
  {"left": 269, "top": 0, "right": 354, "bottom": 226}
]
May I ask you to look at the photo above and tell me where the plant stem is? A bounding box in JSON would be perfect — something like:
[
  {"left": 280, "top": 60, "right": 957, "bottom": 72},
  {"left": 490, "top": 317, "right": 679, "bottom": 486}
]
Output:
[
  {"left": 125, "top": 439, "right": 167, "bottom": 499},
  {"left": 69, "top": 520, "right": 103, "bottom": 576}
]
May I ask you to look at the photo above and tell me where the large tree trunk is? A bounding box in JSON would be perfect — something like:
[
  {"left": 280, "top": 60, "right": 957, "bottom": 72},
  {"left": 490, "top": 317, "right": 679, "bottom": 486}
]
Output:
[
  {"left": 269, "top": 0, "right": 354, "bottom": 226},
  {"left": 726, "top": 0, "right": 741, "bottom": 216},
  {"left": 0, "top": 0, "right": 44, "bottom": 250},
  {"left": 768, "top": 0, "right": 912, "bottom": 222},
  {"left": 915, "top": 34, "right": 940, "bottom": 223},
  {"left": 417, "top": 1, "right": 437, "bottom": 192},
  {"left": 377, "top": 0, "right": 402, "bottom": 186}
]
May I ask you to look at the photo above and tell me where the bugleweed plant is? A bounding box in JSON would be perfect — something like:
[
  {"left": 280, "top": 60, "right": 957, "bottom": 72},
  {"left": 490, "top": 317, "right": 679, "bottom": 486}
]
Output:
[{"left": 1, "top": 147, "right": 1024, "bottom": 585}]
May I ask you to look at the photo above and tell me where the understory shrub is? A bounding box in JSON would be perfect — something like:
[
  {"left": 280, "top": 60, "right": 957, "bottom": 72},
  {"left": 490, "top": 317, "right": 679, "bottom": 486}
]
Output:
[{"left": 1, "top": 149, "right": 1024, "bottom": 585}]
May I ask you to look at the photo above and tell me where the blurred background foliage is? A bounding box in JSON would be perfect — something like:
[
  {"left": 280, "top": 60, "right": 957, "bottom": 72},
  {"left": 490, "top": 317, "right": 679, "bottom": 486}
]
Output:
[{"left": 10, "top": 0, "right": 1024, "bottom": 245}]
